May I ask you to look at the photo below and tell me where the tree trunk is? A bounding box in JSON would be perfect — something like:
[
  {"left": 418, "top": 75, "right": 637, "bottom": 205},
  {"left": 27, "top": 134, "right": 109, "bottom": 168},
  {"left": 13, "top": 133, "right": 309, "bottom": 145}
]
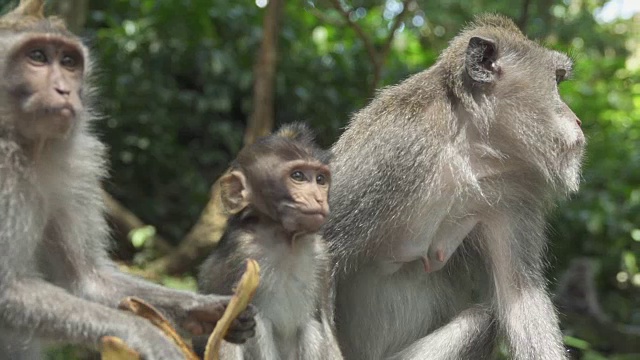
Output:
[
  {"left": 103, "top": 191, "right": 173, "bottom": 260},
  {"left": 243, "top": 0, "right": 285, "bottom": 145},
  {"left": 50, "top": 0, "right": 88, "bottom": 34},
  {"left": 149, "top": 0, "right": 285, "bottom": 275},
  {"left": 147, "top": 176, "right": 231, "bottom": 275}
]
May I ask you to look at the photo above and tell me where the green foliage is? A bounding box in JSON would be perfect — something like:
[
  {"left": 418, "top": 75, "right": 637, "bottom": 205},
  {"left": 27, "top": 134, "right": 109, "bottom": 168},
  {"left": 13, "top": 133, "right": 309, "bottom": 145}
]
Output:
[
  {"left": 0, "top": 0, "right": 638, "bottom": 357},
  {"left": 550, "top": 18, "right": 640, "bottom": 326},
  {"left": 160, "top": 275, "right": 198, "bottom": 292},
  {"left": 83, "top": 0, "right": 638, "bottom": 356}
]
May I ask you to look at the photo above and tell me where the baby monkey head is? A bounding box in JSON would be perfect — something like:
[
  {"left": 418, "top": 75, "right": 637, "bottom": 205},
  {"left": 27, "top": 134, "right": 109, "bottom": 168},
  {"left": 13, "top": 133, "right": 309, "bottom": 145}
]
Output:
[{"left": 221, "top": 123, "right": 332, "bottom": 236}]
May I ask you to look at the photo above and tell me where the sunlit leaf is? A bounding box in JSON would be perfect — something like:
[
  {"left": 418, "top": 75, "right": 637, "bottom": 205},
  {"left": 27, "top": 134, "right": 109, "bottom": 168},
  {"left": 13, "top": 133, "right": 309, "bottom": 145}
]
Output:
[
  {"left": 128, "top": 225, "right": 156, "bottom": 249},
  {"left": 563, "top": 335, "right": 591, "bottom": 350}
]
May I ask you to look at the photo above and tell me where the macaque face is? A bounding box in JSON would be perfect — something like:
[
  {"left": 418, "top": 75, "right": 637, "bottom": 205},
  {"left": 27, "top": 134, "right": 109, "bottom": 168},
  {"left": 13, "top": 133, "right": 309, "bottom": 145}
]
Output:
[
  {"left": 490, "top": 45, "right": 586, "bottom": 192},
  {"left": 278, "top": 159, "right": 331, "bottom": 235},
  {"left": 4, "top": 35, "right": 85, "bottom": 141}
]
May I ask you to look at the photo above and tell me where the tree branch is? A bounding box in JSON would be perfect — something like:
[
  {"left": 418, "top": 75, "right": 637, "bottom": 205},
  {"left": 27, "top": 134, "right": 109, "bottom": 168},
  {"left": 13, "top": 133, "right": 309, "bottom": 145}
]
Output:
[
  {"left": 146, "top": 178, "right": 230, "bottom": 275},
  {"left": 243, "top": 0, "right": 285, "bottom": 145},
  {"left": 517, "top": 0, "right": 531, "bottom": 31},
  {"left": 50, "top": 0, "right": 88, "bottom": 34},
  {"left": 325, "top": 0, "right": 414, "bottom": 95},
  {"left": 555, "top": 258, "right": 640, "bottom": 354},
  {"left": 327, "top": 0, "right": 380, "bottom": 79},
  {"left": 148, "top": 0, "right": 286, "bottom": 275},
  {"left": 375, "top": 0, "right": 414, "bottom": 91},
  {"left": 102, "top": 191, "right": 173, "bottom": 257}
]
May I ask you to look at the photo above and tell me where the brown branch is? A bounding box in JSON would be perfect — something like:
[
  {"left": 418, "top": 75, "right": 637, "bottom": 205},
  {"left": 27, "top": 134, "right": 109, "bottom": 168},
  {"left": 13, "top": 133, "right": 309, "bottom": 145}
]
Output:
[
  {"left": 307, "top": 6, "right": 344, "bottom": 27},
  {"left": 517, "top": 0, "right": 531, "bottom": 31},
  {"left": 555, "top": 258, "right": 640, "bottom": 354},
  {"left": 102, "top": 191, "right": 173, "bottom": 257},
  {"left": 326, "top": 0, "right": 414, "bottom": 95},
  {"left": 243, "top": 0, "right": 285, "bottom": 145},
  {"left": 146, "top": 177, "right": 230, "bottom": 275},
  {"left": 327, "top": 0, "right": 380, "bottom": 83},
  {"left": 148, "top": 0, "right": 286, "bottom": 275},
  {"left": 50, "top": 0, "right": 88, "bottom": 33},
  {"left": 375, "top": 0, "right": 414, "bottom": 90}
]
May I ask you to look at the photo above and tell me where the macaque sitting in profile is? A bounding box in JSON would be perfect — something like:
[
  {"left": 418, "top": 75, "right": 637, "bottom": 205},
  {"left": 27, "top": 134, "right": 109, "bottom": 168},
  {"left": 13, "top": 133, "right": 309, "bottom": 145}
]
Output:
[{"left": 197, "top": 123, "right": 343, "bottom": 360}]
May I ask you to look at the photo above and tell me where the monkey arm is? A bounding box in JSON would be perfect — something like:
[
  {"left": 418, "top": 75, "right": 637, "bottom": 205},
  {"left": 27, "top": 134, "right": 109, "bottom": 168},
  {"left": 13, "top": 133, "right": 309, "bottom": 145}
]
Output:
[
  {"left": 482, "top": 212, "right": 567, "bottom": 360},
  {"left": 387, "top": 306, "right": 496, "bottom": 360},
  {"left": 300, "top": 262, "right": 343, "bottom": 360},
  {"left": 0, "top": 277, "right": 185, "bottom": 358},
  {"left": 80, "top": 267, "right": 241, "bottom": 336},
  {"left": 316, "top": 255, "right": 343, "bottom": 359}
]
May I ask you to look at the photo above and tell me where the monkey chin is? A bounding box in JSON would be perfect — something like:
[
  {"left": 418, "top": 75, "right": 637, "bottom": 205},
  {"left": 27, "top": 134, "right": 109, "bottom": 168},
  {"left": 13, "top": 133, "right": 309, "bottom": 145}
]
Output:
[
  {"left": 47, "top": 111, "right": 75, "bottom": 139},
  {"left": 19, "top": 107, "right": 76, "bottom": 142},
  {"left": 283, "top": 213, "right": 327, "bottom": 237}
]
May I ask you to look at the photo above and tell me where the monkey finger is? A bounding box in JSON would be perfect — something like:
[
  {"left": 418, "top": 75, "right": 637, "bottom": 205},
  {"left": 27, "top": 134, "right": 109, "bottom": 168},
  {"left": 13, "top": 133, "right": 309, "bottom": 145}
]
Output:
[
  {"left": 228, "top": 304, "right": 256, "bottom": 326},
  {"left": 223, "top": 328, "right": 256, "bottom": 344},
  {"left": 237, "top": 304, "right": 257, "bottom": 319},
  {"left": 187, "top": 304, "right": 226, "bottom": 323},
  {"left": 199, "top": 322, "right": 215, "bottom": 335},
  {"left": 228, "top": 316, "right": 256, "bottom": 331},
  {"left": 182, "top": 319, "right": 205, "bottom": 336}
]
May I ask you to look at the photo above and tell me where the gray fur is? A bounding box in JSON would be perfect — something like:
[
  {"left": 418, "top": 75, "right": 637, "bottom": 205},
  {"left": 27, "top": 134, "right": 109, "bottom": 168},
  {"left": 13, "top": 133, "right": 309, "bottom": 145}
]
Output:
[
  {"left": 324, "top": 14, "right": 584, "bottom": 359},
  {"left": 0, "top": 15, "right": 253, "bottom": 360},
  {"left": 199, "top": 211, "right": 343, "bottom": 360}
]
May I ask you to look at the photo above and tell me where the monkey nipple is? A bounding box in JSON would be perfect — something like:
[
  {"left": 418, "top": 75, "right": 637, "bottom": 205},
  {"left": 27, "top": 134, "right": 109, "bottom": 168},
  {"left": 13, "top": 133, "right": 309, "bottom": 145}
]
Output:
[{"left": 421, "top": 256, "right": 432, "bottom": 273}]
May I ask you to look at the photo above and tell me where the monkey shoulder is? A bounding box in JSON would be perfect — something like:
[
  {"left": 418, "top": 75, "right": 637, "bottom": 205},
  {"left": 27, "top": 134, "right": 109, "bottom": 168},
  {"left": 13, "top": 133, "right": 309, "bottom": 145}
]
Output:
[{"left": 197, "top": 230, "right": 248, "bottom": 295}]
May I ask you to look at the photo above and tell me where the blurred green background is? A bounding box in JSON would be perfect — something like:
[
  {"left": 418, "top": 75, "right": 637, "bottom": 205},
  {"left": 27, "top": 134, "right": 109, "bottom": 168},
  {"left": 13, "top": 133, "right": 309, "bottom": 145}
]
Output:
[{"left": 2, "top": 0, "right": 639, "bottom": 358}]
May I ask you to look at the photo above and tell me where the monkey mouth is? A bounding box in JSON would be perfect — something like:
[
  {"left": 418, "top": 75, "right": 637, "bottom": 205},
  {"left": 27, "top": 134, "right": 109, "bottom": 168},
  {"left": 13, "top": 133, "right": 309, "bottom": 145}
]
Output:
[
  {"left": 42, "top": 104, "right": 76, "bottom": 118},
  {"left": 299, "top": 210, "right": 327, "bottom": 218}
]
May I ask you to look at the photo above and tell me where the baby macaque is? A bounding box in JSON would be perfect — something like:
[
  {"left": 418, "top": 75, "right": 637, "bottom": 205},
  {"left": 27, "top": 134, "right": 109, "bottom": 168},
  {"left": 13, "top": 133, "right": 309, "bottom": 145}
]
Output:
[{"left": 198, "top": 123, "right": 343, "bottom": 359}]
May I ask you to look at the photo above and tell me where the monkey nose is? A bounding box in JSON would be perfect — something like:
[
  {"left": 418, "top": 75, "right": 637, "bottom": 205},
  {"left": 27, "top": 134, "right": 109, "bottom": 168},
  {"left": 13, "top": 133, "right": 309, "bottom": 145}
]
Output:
[{"left": 55, "top": 87, "right": 71, "bottom": 96}]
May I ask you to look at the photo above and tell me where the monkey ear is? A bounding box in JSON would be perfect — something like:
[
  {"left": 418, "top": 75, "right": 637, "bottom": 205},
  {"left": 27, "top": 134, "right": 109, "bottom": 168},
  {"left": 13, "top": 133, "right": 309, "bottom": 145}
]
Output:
[
  {"left": 220, "top": 171, "right": 250, "bottom": 215},
  {"left": 465, "top": 36, "right": 499, "bottom": 84}
]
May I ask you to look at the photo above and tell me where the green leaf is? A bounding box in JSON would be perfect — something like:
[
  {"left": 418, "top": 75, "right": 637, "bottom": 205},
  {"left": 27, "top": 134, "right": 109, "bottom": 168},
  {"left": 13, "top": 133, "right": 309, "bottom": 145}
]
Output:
[
  {"left": 128, "top": 225, "right": 156, "bottom": 249},
  {"left": 563, "top": 335, "right": 591, "bottom": 350}
]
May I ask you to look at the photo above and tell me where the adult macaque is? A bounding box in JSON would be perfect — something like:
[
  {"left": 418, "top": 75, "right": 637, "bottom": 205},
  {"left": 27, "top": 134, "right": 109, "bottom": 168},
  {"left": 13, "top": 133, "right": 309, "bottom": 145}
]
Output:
[
  {"left": 324, "top": 14, "right": 585, "bottom": 359},
  {"left": 0, "top": 1, "right": 255, "bottom": 359},
  {"left": 198, "top": 123, "right": 343, "bottom": 360}
]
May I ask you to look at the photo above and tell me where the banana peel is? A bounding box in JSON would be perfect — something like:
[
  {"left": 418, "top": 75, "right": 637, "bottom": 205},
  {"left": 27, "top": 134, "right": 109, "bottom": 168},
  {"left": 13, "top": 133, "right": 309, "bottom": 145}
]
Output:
[
  {"left": 118, "top": 297, "right": 200, "bottom": 360},
  {"left": 100, "top": 258, "right": 260, "bottom": 360},
  {"left": 99, "top": 296, "right": 199, "bottom": 360},
  {"left": 204, "top": 259, "right": 260, "bottom": 360},
  {"left": 100, "top": 336, "right": 140, "bottom": 360}
]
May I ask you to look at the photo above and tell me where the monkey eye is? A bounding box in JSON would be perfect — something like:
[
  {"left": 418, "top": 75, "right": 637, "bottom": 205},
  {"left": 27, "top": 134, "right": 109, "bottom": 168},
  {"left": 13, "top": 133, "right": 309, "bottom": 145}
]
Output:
[
  {"left": 27, "top": 49, "right": 47, "bottom": 64},
  {"left": 316, "top": 174, "right": 327, "bottom": 185},
  {"left": 60, "top": 54, "right": 78, "bottom": 69},
  {"left": 555, "top": 69, "right": 567, "bottom": 84},
  {"left": 291, "top": 171, "right": 305, "bottom": 182}
]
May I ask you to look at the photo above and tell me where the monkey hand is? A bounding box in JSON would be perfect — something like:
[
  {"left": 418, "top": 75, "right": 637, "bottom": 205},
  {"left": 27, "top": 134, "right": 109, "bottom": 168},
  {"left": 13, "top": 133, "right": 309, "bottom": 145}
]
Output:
[
  {"left": 181, "top": 295, "right": 257, "bottom": 344},
  {"left": 115, "top": 317, "right": 189, "bottom": 360}
]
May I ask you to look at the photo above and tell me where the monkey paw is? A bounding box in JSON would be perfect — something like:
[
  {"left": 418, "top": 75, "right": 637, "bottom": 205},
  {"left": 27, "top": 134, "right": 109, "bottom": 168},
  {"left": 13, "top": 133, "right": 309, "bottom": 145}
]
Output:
[{"left": 182, "top": 296, "right": 257, "bottom": 343}]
